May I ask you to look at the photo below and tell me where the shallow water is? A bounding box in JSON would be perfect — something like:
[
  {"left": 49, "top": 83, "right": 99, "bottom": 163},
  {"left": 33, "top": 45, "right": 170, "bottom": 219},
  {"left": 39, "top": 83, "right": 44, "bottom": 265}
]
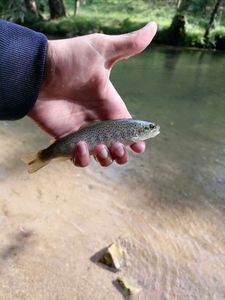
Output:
[{"left": 0, "top": 46, "right": 225, "bottom": 299}]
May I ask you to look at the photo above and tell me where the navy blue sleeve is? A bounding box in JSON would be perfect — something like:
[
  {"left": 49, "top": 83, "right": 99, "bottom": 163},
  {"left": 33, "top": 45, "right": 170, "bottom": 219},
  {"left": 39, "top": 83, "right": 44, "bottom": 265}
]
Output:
[{"left": 0, "top": 20, "right": 48, "bottom": 120}]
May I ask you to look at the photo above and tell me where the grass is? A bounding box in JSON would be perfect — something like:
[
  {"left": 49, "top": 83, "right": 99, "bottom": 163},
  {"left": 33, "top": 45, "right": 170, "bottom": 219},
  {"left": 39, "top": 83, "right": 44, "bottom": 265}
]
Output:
[
  {"left": 26, "top": 0, "right": 225, "bottom": 49},
  {"left": 66, "top": 0, "right": 175, "bottom": 30}
]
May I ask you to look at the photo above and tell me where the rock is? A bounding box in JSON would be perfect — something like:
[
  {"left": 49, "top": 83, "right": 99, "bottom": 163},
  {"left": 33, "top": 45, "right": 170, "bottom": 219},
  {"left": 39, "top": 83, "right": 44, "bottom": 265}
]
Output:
[
  {"left": 116, "top": 277, "right": 141, "bottom": 297},
  {"left": 98, "top": 243, "right": 125, "bottom": 271}
]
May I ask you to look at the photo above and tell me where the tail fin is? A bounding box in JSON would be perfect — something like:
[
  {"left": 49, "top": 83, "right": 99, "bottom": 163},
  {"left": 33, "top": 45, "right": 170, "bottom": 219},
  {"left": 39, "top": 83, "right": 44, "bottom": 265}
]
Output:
[{"left": 21, "top": 151, "right": 50, "bottom": 173}]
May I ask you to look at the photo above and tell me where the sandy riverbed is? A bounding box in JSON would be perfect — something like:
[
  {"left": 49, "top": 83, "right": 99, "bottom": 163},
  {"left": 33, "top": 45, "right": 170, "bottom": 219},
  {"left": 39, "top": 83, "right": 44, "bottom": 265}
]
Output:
[{"left": 0, "top": 118, "right": 224, "bottom": 300}]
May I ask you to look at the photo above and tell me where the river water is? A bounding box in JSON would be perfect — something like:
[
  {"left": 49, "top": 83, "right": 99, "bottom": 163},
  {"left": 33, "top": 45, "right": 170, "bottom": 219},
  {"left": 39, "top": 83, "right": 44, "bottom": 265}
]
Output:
[{"left": 0, "top": 46, "right": 225, "bottom": 299}]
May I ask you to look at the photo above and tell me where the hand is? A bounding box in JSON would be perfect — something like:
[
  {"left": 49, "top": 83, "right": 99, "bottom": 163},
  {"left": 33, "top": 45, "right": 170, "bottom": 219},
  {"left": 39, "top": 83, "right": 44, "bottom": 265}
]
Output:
[{"left": 29, "top": 22, "right": 157, "bottom": 167}]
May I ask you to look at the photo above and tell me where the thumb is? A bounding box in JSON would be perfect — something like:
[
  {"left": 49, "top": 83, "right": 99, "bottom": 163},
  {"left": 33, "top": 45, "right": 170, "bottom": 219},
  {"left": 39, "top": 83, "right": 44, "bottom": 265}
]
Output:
[{"left": 105, "top": 21, "right": 157, "bottom": 68}]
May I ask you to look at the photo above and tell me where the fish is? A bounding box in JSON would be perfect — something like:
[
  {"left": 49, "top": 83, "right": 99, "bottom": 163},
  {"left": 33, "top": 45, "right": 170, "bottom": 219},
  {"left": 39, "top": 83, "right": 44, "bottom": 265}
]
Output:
[{"left": 22, "top": 119, "right": 160, "bottom": 173}]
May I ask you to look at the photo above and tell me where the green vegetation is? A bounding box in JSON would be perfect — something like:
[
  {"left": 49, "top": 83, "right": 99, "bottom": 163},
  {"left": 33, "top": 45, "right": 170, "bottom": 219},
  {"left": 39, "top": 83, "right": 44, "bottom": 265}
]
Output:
[{"left": 1, "top": 0, "right": 225, "bottom": 50}]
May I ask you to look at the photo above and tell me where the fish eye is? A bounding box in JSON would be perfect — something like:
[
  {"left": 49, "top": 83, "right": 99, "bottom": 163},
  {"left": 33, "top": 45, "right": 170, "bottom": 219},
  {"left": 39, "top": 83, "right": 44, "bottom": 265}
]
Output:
[{"left": 149, "top": 124, "right": 156, "bottom": 130}]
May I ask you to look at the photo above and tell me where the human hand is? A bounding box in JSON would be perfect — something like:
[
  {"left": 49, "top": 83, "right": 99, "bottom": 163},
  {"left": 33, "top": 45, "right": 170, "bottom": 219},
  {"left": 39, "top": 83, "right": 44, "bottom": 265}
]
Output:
[{"left": 29, "top": 22, "right": 157, "bottom": 167}]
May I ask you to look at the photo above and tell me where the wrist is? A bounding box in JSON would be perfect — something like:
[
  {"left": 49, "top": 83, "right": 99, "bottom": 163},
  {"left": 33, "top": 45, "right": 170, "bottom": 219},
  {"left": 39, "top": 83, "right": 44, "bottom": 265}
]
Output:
[{"left": 40, "top": 40, "right": 56, "bottom": 96}]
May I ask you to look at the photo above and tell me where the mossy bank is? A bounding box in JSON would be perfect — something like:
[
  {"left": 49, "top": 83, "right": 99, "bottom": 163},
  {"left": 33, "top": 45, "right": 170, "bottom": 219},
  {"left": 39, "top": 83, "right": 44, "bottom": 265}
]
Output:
[{"left": 17, "top": 0, "right": 225, "bottom": 50}]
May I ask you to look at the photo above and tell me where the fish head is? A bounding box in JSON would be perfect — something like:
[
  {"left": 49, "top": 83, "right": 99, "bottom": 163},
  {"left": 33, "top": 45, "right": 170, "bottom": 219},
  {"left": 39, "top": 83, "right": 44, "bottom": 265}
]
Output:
[{"left": 135, "top": 121, "right": 160, "bottom": 141}]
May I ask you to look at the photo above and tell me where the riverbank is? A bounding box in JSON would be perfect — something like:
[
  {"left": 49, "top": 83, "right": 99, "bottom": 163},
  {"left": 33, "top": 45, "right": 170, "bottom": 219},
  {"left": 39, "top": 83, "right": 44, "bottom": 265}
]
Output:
[{"left": 23, "top": 1, "right": 225, "bottom": 50}]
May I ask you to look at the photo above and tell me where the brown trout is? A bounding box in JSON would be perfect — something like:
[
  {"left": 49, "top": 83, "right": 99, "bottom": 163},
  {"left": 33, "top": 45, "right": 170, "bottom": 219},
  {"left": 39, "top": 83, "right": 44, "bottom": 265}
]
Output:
[{"left": 22, "top": 119, "right": 160, "bottom": 173}]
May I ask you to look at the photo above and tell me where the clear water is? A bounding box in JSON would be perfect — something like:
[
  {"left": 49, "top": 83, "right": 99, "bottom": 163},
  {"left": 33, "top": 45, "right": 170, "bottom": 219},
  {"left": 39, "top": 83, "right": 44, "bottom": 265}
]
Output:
[{"left": 0, "top": 46, "right": 225, "bottom": 299}]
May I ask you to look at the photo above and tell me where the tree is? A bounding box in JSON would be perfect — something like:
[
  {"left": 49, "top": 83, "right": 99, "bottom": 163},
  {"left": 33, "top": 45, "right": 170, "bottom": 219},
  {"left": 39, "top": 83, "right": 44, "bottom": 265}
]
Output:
[
  {"left": 74, "top": 0, "right": 79, "bottom": 16},
  {"left": 24, "top": 0, "right": 37, "bottom": 14},
  {"left": 167, "top": 0, "right": 189, "bottom": 45},
  {"left": 74, "top": 0, "right": 87, "bottom": 16},
  {"left": 204, "top": 0, "right": 223, "bottom": 40},
  {"left": 176, "top": 0, "right": 191, "bottom": 12},
  {"left": 48, "top": 0, "right": 66, "bottom": 19},
  {"left": 176, "top": 0, "right": 181, "bottom": 9}
]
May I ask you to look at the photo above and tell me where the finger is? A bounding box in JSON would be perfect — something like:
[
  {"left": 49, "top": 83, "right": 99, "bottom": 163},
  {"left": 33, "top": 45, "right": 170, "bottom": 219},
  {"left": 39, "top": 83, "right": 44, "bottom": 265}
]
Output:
[
  {"left": 93, "top": 144, "right": 113, "bottom": 167},
  {"left": 73, "top": 141, "right": 90, "bottom": 167},
  {"left": 105, "top": 21, "right": 157, "bottom": 68},
  {"left": 110, "top": 143, "right": 129, "bottom": 165},
  {"left": 130, "top": 141, "right": 146, "bottom": 153}
]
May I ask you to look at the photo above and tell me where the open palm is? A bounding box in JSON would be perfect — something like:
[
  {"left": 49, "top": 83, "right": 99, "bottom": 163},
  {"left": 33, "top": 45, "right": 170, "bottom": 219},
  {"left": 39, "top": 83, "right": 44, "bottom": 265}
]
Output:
[{"left": 29, "top": 22, "right": 157, "bottom": 167}]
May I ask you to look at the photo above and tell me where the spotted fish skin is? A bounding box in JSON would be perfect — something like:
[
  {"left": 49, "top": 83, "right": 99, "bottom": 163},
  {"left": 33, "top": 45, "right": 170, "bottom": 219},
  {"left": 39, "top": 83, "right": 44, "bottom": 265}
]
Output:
[
  {"left": 22, "top": 119, "right": 160, "bottom": 173},
  {"left": 41, "top": 119, "right": 160, "bottom": 160}
]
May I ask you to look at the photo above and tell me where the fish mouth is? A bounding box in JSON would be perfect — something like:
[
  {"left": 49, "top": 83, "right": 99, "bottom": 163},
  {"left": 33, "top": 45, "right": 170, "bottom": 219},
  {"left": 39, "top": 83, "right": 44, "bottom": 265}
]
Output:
[{"left": 151, "top": 125, "right": 160, "bottom": 138}]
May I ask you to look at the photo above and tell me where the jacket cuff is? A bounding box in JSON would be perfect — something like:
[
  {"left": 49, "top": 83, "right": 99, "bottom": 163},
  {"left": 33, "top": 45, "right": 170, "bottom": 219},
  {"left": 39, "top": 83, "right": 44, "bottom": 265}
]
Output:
[{"left": 0, "top": 20, "right": 48, "bottom": 120}]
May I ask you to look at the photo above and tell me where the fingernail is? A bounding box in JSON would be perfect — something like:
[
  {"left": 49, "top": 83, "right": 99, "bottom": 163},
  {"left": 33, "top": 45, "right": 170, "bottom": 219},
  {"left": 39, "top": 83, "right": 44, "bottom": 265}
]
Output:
[
  {"left": 149, "top": 21, "right": 157, "bottom": 28},
  {"left": 138, "top": 142, "right": 145, "bottom": 153},
  {"left": 99, "top": 147, "right": 108, "bottom": 159},
  {"left": 115, "top": 146, "right": 124, "bottom": 158},
  {"left": 77, "top": 142, "right": 88, "bottom": 157}
]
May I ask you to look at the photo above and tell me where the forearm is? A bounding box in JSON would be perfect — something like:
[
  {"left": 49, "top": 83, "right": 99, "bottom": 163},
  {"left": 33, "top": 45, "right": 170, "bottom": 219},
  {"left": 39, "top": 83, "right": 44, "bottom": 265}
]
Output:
[{"left": 0, "top": 20, "right": 48, "bottom": 120}]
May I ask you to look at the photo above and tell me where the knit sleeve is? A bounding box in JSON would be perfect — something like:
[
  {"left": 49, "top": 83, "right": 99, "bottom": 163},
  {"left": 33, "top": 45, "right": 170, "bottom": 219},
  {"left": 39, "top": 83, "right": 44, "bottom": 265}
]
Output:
[{"left": 0, "top": 20, "right": 48, "bottom": 120}]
